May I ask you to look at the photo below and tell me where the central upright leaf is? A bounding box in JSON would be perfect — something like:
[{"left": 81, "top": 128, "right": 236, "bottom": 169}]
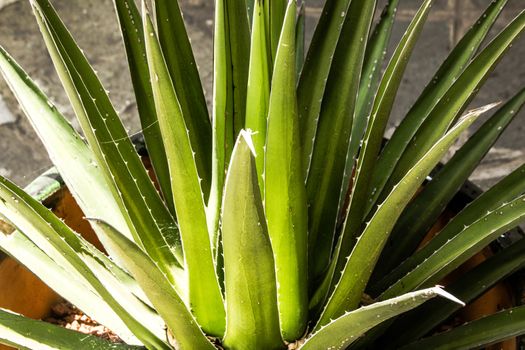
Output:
[
  {"left": 264, "top": 1, "right": 308, "bottom": 341},
  {"left": 222, "top": 132, "right": 284, "bottom": 350},
  {"left": 208, "top": 0, "right": 251, "bottom": 249}
]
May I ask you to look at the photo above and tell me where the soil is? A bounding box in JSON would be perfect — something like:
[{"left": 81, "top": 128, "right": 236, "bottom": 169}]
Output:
[{"left": 44, "top": 300, "right": 122, "bottom": 343}]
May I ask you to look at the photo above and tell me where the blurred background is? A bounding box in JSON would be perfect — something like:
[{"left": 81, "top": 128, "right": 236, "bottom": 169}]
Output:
[{"left": 0, "top": 0, "right": 523, "bottom": 189}]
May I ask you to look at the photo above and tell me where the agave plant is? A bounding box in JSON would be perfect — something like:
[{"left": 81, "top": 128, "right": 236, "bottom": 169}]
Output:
[{"left": 0, "top": 0, "right": 524, "bottom": 348}]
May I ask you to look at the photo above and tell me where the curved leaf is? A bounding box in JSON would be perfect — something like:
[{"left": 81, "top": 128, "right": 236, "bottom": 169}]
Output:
[
  {"left": 380, "top": 193, "right": 525, "bottom": 301},
  {"left": 0, "top": 229, "right": 139, "bottom": 345},
  {"left": 373, "top": 87, "right": 525, "bottom": 282},
  {"left": 367, "top": 0, "right": 509, "bottom": 212},
  {"left": 143, "top": 7, "right": 225, "bottom": 337},
  {"left": 31, "top": 0, "right": 183, "bottom": 281},
  {"left": 0, "top": 309, "right": 140, "bottom": 350},
  {"left": 373, "top": 161, "right": 525, "bottom": 295},
  {"left": 378, "top": 8, "right": 525, "bottom": 204},
  {"left": 383, "top": 235, "right": 525, "bottom": 347},
  {"left": 0, "top": 45, "right": 132, "bottom": 253},
  {"left": 314, "top": 0, "right": 434, "bottom": 314},
  {"left": 399, "top": 305, "right": 525, "bottom": 350},
  {"left": 301, "top": 287, "right": 462, "bottom": 350},
  {"left": 89, "top": 220, "right": 216, "bottom": 350},
  {"left": 316, "top": 105, "right": 487, "bottom": 328},
  {"left": 0, "top": 176, "right": 168, "bottom": 348}
]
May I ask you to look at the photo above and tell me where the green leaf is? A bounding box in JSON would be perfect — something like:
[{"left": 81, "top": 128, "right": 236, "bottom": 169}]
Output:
[
  {"left": 341, "top": 0, "right": 434, "bottom": 248},
  {"left": 0, "top": 173, "right": 150, "bottom": 308},
  {"left": 208, "top": 0, "right": 232, "bottom": 251},
  {"left": 340, "top": 0, "right": 399, "bottom": 214},
  {"left": 399, "top": 305, "right": 525, "bottom": 350},
  {"left": 373, "top": 160, "right": 525, "bottom": 295},
  {"left": 264, "top": 0, "right": 287, "bottom": 66},
  {"left": 21, "top": 167, "right": 62, "bottom": 201},
  {"left": 295, "top": 2, "right": 305, "bottom": 81},
  {"left": 221, "top": 132, "right": 284, "bottom": 350},
  {"left": 0, "top": 229, "right": 139, "bottom": 346},
  {"left": 377, "top": 7, "right": 525, "bottom": 204},
  {"left": 154, "top": 0, "right": 213, "bottom": 198},
  {"left": 380, "top": 193, "right": 525, "bottom": 302},
  {"left": 86, "top": 220, "right": 216, "bottom": 350},
  {"left": 142, "top": 7, "right": 225, "bottom": 337},
  {"left": 306, "top": 0, "right": 376, "bottom": 283},
  {"left": 245, "top": 0, "right": 271, "bottom": 193},
  {"left": 314, "top": 0, "right": 434, "bottom": 314},
  {"left": 383, "top": 235, "right": 525, "bottom": 347},
  {"left": 225, "top": 0, "right": 250, "bottom": 136},
  {"left": 208, "top": 0, "right": 251, "bottom": 249},
  {"left": 316, "top": 105, "right": 486, "bottom": 327},
  {"left": 367, "top": 0, "right": 509, "bottom": 212},
  {"left": 247, "top": 0, "right": 255, "bottom": 26},
  {"left": 0, "top": 308, "right": 140, "bottom": 350},
  {"left": 112, "top": 0, "right": 174, "bottom": 214},
  {"left": 297, "top": 0, "right": 352, "bottom": 178},
  {"left": 80, "top": 241, "right": 160, "bottom": 309},
  {"left": 372, "top": 87, "right": 525, "bottom": 282},
  {"left": 31, "top": 0, "right": 183, "bottom": 282},
  {"left": 0, "top": 175, "right": 169, "bottom": 349},
  {"left": 265, "top": 1, "right": 308, "bottom": 341},
  {"left": 301, "top": 287, "right": 463, "bottom": 350},
  {"left": 0, "top": 45, "right": 133, "bottom": 255},
  {"left": 353, "top": 0, "right": 400, "bottom": 138}
]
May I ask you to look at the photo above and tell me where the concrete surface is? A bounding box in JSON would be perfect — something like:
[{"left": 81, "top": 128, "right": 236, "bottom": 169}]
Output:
[{"left": 0, "top": 0, "right": 523, "bottom": 190}]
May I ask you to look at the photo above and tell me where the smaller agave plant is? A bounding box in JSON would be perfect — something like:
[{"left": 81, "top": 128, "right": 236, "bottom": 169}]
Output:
[{"left": 0, "top": 0, "right": 525, "bottom": 349}]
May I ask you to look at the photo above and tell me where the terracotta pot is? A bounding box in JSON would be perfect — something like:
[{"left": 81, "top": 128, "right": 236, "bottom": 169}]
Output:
[
  {"left": 0, "top": 168, "right": 105, "bottom": 350},
  {"left": 0, "top": 137, "right": 151, "bottom": 350}
]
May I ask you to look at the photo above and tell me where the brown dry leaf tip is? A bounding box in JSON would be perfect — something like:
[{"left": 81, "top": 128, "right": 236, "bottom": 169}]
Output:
[
  {"left": 361, "top": 293, "right": 375, "bottom": 306},
  {"left": 0, "top": 218, "right": 14, "bottom": 235},
  {"left": 206, "top": 335, "right": 224, "bottom": 349},
  {"left": 44, "top": 301, "right": 123, "bottom": 343},
  {"left": 51, "top": 301, "right": 72, "bottom": 316},
  {"left": 288, "top": 337, "right": 307, "bottom": 350}
]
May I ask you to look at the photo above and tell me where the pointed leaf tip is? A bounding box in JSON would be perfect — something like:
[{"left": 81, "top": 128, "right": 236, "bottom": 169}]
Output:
[
  {"left": 238, "top": 129, "right": 257, "bottom": 156},
  {"left": 460, "top": 101, "right": 501, "bottom": 121},
  {"left": 431, "top": 286, "right": 465, "bottom": 306}
]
